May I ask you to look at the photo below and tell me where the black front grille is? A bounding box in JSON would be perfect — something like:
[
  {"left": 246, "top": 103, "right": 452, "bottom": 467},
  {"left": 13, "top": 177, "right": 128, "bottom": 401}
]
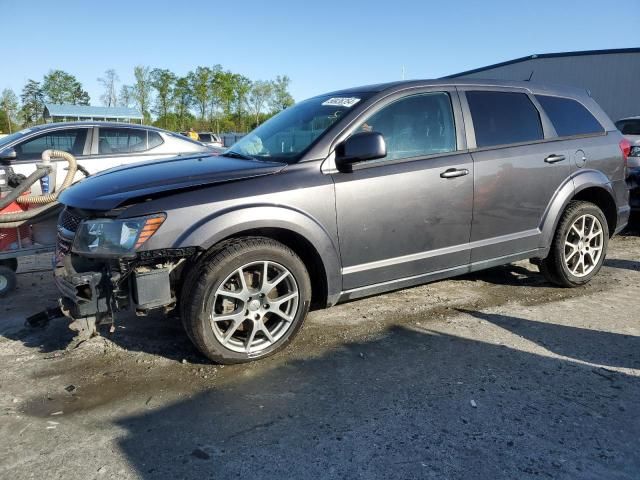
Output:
[
  {"left": 58, "top": 207, "right": 83, "bottom": 234},
  {"left": 56, "top": 208, "right": 85, "bottom": 262}
]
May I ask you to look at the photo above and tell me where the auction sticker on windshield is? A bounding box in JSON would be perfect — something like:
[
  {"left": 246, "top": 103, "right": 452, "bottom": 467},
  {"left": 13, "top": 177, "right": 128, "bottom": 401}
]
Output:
[{"left": 322, "top": 97, "right": 361, "bottom": 108}]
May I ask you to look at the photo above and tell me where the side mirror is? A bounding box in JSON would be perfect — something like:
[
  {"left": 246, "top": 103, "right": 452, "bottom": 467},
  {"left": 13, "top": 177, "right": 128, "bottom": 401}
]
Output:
[
  {"left": 0, "top": 148, "right": 17, "bottom": 161},
  {"left": 335, "top": 131, "right": 386, "bottom": 172}
]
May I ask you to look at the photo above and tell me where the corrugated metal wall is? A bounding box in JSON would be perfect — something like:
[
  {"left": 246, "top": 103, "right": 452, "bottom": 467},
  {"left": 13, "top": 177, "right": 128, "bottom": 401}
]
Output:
[{"left": 452, "top": 52, "right": 640, "bottom": 122}]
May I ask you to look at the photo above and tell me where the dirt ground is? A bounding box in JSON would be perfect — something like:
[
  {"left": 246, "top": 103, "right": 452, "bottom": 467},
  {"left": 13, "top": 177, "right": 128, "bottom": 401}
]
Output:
[{"left": 1, "top": 229, "right": 639, "bottom": 479}]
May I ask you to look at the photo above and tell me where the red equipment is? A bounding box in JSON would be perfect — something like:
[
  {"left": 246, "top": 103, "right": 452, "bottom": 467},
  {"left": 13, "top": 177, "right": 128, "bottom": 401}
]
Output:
[{"left": 0, "top": 192, "right": 31, "bottom": 251}]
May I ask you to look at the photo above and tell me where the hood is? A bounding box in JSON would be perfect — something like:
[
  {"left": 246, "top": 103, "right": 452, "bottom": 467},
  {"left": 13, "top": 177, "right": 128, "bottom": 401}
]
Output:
[{"left": 59, "top": 153, "right": 286, "bottom": 210}]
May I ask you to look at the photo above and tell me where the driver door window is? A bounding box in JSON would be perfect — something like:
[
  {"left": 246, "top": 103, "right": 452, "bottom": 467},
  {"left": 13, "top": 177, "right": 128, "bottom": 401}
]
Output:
[
  {"left": 16, "top": 128, "right": 89, "bottom": 160},
  {"left": 353, "top": 92, "right": 456, "bottom": 162}
]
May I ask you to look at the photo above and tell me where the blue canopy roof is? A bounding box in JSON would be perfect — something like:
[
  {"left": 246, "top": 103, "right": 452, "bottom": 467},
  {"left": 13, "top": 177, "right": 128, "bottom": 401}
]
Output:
[{"left": 44, "top": 103, "right": 143, "bottom": 119}]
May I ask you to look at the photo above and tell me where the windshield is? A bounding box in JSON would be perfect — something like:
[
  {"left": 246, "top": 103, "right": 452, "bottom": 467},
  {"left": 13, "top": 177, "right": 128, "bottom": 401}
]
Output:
[
  {"left": 228, "top": 93, "right": 371, "bottom": 163},
  {"left": 0, "top": 128, "right": 34, "bottom": 149}
]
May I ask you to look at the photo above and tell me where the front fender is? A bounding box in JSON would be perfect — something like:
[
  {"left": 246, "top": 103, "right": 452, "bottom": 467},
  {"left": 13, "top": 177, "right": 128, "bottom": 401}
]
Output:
[
  {"left": 539, "top": 169, "right": 614, "bottom": 247},
  {"left": 174, "top": 204, "right": 343, "bottom": 306}
]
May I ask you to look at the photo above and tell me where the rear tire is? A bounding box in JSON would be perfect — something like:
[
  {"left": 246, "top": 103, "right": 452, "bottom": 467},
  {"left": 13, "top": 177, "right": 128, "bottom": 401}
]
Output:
[
  {"left": 0, "top": 266, "right": 17, "bottom": 297},
  {"left": 181, "top": 237, "right": 311, "bottom": 364},
  {"left": 540, "top": 201, "right": 609, "bottom": 287}
]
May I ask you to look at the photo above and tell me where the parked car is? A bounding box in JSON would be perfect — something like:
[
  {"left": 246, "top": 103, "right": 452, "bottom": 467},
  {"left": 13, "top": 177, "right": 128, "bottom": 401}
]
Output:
[
  {"left": 0, "top": 122, "right": 212, "bottom": 194},
  {"left": 615, "top": 116, "right": 640, "bottom": 211},
  {"left": 55, "top": 79, "right": 629, "bottom": 363},
  {"left": 197, "top": 132, "right": 223, "bottom": 147}
]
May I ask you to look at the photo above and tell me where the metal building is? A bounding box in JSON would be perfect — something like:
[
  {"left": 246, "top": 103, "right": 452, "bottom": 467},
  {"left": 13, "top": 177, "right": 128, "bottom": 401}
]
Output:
[
  {"left": 43, "top": 104, "right": 144, "bottom": 124},
  {"left": 446, "top": 48, "right": 640, "bottom": 122}
]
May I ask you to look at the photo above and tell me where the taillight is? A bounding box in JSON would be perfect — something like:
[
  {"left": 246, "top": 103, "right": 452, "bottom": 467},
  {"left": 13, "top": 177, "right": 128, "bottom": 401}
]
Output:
[{"left": 619, "top": 138, "right": 631, "bottom": 166}]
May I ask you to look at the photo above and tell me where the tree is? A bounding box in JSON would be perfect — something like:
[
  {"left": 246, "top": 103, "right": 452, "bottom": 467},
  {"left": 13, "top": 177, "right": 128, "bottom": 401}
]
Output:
[
  {"left": 0, "top": 88, "right": 19, "bottom": 133},
  {"left": 42, "top": 70, "right": 89, "bottom": 105},
  {"left": 150, "top": 68, "right": 177, "bottom": 128},
  {"left": 119, "top": 85, "right": 134, "bottom": 108},
  {"left": 232, "top": 74, "right": 252, "bottom": 132},
  {"left": 71, "top": 84, "right": 90, "bottom": 106},
  {"left": 20, "top": 79, "right": 45, "bottom": 126},
  {"left": 98, "top": 69, "right": 119, "bottom": 107},
  {"left": 172, "top": 76, "right": 193, "bottom": 131},
  {"left": 132, "top": 66, "right": 152, "bottom": 123},
  {"left": 188, "top": 66, "right": 213, "bottom": 121},
  {"left": 247, "top": 80, "right": 274, "bottom": 127},
  {"left": 270, "top": 75, "right": 295, "bottom": 112},
  {"left": 216, "top": 70, "right": 237, "bottom": 118}
]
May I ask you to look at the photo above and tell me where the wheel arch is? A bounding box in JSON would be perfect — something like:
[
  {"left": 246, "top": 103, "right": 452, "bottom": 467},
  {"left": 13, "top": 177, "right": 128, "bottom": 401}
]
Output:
[
  {"left": 541, "top": 170, "right": 617, "bottom": 248},
  {"left": 175, "top": 205, "right": 341, "bottom": 308}
]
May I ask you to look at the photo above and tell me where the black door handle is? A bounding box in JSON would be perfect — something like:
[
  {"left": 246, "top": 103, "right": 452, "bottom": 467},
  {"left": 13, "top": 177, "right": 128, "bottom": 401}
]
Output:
[
  {"left": 544, "top": 154, "right": 566, "bottom": 164},
  {"left": 440, "top": 168, "right": 469, "bottom": 179}
]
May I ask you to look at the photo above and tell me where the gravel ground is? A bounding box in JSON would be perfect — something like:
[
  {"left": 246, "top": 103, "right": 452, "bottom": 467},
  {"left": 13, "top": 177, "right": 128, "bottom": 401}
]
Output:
[{"left": 1, "top": 230, "right": 639, "bottom": 479}]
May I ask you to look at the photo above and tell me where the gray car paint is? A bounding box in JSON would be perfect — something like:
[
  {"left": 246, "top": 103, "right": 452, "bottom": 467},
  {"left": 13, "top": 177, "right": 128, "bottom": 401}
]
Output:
[{"left": 60, "top": 79, "right": 630, "bottom": 308}]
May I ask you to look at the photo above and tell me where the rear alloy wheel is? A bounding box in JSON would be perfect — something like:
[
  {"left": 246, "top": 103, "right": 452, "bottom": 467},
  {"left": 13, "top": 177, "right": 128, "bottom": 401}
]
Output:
[
  {"left": 540, "top": 201, "right": 609, "bottom": 287},
  {"left": 563, "top": 214, "right": 604, "bottom": 277},
  {"left": 182, "top": 237, "right": 311, "bottom": 363}
]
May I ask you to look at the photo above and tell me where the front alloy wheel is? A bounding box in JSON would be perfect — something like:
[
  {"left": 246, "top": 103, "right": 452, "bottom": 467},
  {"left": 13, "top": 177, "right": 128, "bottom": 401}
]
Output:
[
  {"left": 181, "top": 237, "right": 311, "bottom": 363},
  {"left": 211, "top": 261, "right": 299, "bottom": 354}
]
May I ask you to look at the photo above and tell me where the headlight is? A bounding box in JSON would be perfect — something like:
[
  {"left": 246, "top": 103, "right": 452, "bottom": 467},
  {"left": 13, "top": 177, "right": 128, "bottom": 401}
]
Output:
[{"left": 72, "top": 214, "right": 166, "bottom": 257}]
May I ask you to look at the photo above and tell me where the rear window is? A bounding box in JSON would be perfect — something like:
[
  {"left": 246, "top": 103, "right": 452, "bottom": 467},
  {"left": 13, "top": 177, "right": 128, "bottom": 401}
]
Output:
[
  {"left": 536, "top": 95, "right": 604, "bottom": 137},
  {"left": 615, "top": 119, "right": 640, "bottom": 135},
  {"left": 466, "top": 91, "right": 543, "bottom": 148},
  {"left": 199, "top": 133, "right": 212, "bottom": 142}
]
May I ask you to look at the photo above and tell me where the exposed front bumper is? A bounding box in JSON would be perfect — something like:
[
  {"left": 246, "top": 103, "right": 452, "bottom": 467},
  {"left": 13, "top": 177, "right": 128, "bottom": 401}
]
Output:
[{"left": 54, "top": 258, "right": 113, "bottom": 320}]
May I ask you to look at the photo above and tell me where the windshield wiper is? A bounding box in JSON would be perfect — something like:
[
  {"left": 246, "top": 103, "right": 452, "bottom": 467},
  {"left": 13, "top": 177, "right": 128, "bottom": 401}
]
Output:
[{"left": 222, "top": 150, "right": 255, "bottom": 160}]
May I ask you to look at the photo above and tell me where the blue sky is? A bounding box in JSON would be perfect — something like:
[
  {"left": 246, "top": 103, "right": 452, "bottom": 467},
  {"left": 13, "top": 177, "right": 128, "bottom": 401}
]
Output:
[{"left": 1, "top": 0, "right": 637, "bottom": 104}]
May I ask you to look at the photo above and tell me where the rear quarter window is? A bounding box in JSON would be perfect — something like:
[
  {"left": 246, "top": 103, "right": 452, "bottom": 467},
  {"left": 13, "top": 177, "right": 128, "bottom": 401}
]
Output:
[
  {"left": 466, "top": 91, "right": 543, "bottom": 148},
  {"left": 535, "top": 95, "right": 604, "bottom": 137},
  {"left": 148, "top": 131, "right": 164, "bottom": 149}
]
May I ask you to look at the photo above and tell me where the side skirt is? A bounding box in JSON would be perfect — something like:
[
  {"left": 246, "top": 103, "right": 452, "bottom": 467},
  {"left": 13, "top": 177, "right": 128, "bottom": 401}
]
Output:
[{"left": 336, "top": 248, "right": 547, "bottom": 304}]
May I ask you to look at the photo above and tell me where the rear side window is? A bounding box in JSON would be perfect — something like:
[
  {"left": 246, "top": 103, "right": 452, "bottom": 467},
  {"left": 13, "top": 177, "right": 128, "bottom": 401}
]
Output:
[
  {"left": 536, "top": 95, "right": 604, "bottom": 137},
  {"left": 466, "top": 91, "right": 543, "bottom": 148},
  {"left": 99, "top": 128, "right": 147, "bottom": 154},
  {"left": 616, "top": 119, "right": 640, "bottom": 135}
]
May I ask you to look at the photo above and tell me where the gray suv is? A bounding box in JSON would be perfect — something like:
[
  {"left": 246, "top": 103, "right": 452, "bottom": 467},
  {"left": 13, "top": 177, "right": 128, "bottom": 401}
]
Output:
[{"left": 54, "top": 79, "right": 630, "bottom": 363}]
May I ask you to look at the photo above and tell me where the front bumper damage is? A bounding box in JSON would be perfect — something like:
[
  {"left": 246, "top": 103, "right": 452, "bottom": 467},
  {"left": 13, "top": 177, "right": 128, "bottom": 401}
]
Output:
[{"left": 54, "top": 248, "right": 198, "bottom": 341}]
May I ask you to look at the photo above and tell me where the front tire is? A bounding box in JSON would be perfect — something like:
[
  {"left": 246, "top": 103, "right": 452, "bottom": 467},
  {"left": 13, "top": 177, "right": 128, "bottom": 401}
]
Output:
[
  {"left": 181, "top": 237, "right": 311, "bottom": 364},
  {"left": 539, "top": 201, "right": 609, "bottom": 287}
]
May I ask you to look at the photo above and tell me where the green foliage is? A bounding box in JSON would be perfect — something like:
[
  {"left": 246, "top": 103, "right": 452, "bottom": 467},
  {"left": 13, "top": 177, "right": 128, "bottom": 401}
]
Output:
[
  {"left": 270, "top": 75, "right": 295, "bottom": 112},
  {"left": 133, "top": 66, "right": 152, "bottom": 120},
  {"left": 20, "top": 79, "right": 45, "bottom": 126},
  {"left": 0, "top": 88, "right": 19, "bottom": 133},
  {"left": 151, "top": 68, "right": 177, "bottom": 128},
  {"left": 3, "top": 66, "right": 295, "bottom": 133},
  {"left": 43, "top": 70, "right": 90, "bottom": 105}
]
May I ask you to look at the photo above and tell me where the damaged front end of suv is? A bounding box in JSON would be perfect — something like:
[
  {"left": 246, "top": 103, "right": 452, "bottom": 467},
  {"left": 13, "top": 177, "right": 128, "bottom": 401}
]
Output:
[
  {"left": 51, "top": 149, "right": 289, "bottom": 342},
  {"left": 55, "top": 206, "right": 198, "bottom": 338}
]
